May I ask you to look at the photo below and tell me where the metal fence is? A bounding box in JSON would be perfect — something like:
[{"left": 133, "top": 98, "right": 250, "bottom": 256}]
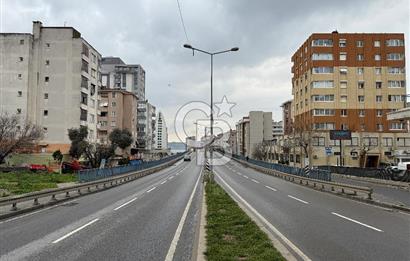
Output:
[
  {"left": 78, "top": 153, "right": 185, "bottom": 182},
  {"left": 232, "top": 154, "right": 331, "bottom": 181}
]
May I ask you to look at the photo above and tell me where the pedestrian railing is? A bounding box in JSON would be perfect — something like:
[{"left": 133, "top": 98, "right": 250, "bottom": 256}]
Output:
[
  {"left": 232, "top": 154, "right": 331, "bottom": 182},
  {"left": 78, "top": 153, "right": 185, "bottom": 182}
]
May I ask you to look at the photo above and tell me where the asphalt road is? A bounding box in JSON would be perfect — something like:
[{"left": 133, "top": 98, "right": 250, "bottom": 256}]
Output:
[
  {"left": 331, "top": 175, "right": 410, "bottom": 206},
  {"left": 213, "top": 156, "right": 410, "bottom": 261},
  {"left": 0, "top": 153, "right": 203, "bottom": 261}
]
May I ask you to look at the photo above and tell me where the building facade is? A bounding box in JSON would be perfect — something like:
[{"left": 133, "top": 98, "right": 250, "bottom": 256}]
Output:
[
  {"left": 281, "top": 100, "right": 293, "bottom": 135},
  {"left": 154, "top": 111, "right": 168, "bottom": 150},
  {"left": 280, "top": 32, "right": 407, "bottom": 167},
  {"left": 97, "top": 89, "right": 138, "bottom": 144},
  {"left": 272, "top": 120, "right": 284, "bottom": 143},
  {"left": 0, "top": 21, "right": 101, "bottom": 153},
  {"left": 136, "top": 100, "right": 156, "bottom": 151}
]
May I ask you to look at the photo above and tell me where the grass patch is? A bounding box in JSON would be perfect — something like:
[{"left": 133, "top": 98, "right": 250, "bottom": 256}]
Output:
[
  {"left": 205, "top": 181, "right": 285, "bottom": 261},
  {"left": 0, "top": 171, "right": 77, "bottom": 196}
]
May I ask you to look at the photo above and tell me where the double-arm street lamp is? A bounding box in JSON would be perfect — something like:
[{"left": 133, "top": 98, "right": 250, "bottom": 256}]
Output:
[{"left": 184, "top": 44, "right": 239, "bottom": 170}]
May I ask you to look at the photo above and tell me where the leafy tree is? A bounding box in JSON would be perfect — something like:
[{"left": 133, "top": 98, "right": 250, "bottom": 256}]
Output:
[
  {"left": 0, "top": 113, "right": 43, "bottom": 164},
  {"left": 52, "top": 150, "right": 63, "bottom": 162},
  {"left": 83, "top": 143, "right": 115, "bottom": 168},
  {"left": 109, "top": 128, "right": 133, "bottom": 150},
  {"left": 68, "top": 126, "right": 88, "bottom": 159}
]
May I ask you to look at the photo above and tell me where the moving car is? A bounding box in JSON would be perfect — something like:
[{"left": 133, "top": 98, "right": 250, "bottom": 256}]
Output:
[{"left": 184, "top": 154, "right": 191, "bottom": 161}]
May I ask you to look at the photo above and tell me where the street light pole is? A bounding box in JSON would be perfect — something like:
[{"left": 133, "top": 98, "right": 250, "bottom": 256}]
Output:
[{"left": 183, "top": 44, "right": 239, "bottom": 172}]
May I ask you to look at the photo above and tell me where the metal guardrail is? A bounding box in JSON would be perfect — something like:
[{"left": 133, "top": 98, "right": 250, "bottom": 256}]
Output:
[
  {"left": 232, "top": 154, "right": 331, "bottom": 181},
  {"left": 232, "top": 156, "right": 373, "bottom": 200},
  {"left": 0, "top": 154, "right": 184, "bottom": 212},
  {"left": 78, "top": 153, "right": 185, "bottom": 182}
]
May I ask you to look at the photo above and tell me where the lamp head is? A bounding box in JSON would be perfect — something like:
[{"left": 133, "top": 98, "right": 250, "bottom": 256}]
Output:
[
  {"left": 231, "top": 47, "right": 239, "bottom": 51},
  {"left": 183, "top": 44, "right": 193, "bottom": 49}
]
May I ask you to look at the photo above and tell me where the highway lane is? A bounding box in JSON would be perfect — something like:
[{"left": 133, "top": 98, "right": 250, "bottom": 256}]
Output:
[
  {"left": 214, "top": 158, "right": 410, "bottom": 261},
  {"left": 0, "top": 154, "right": 203, "bottom": 261}
]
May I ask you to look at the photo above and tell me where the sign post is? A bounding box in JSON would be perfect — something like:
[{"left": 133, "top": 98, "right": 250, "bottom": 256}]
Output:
[{"left": 330, "top": 130, "right": 352, "bottom": 166}]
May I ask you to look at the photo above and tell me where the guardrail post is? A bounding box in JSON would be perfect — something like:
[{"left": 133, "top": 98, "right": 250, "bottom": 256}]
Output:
[
  {"left": 51, "top": 194, "right": 57, "bottom": 201},
  {"left": 78, "top": 189, "right": 81, "bottom": 195},
  {"left": 65, "top": 191, "right": 70, "bottom": 198},
  {"left": 353, "top": 190, "right": 357, "bottom": 196},
  {"left": 341, "top": 188, "right": 345, "bottom": 194},
  {"left": 368, "top": 189, "right": 373, "bottom": 200},
  {"left": 33, "top": 198, "right": 39, "bottom": 206},
  {"left": 88, "top": 187, "right": 91, "bottom": 192},
  {"left": 11, "top": 203, "right": 17, "bottom": 211},
  {"left": 331, "top": 186, "right": 335, "bottom": 191},
  {"left": 321, "top": 184, "right": 325, "bottom": 190},
  {"left": 313, "top": 182, "right": 316, "bottom": 188}
]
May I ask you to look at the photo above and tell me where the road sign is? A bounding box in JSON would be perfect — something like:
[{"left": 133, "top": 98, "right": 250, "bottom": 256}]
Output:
[
  {"left": 325, "top": 147, "right": 332, "bottom": 156},
  {"left": 330, "top": 130, "right": 351, "bottom": 140}
]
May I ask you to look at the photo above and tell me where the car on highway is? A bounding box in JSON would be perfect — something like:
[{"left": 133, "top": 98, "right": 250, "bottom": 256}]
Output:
[{"left": 184, "top": 154, "right": 191, "bottom": 161}]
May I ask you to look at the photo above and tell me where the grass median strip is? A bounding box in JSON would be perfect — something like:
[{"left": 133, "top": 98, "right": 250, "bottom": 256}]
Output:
[{"left": 205, "top": 181, "right": 285, "bottom": 261}]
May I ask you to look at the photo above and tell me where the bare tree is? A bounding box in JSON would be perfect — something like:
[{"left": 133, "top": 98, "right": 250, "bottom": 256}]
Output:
[
  {"left": 0, "top": 113, "right": 43, "bottom": 164},
  {"left": 252, "top": 141, "right": 270, "bottom": 161}
]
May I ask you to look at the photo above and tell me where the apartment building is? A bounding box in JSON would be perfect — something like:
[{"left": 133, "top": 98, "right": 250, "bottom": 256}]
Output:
[
  {"left": 272, "top": 120, "right": 284, "bottom": 143},
  {"left": 136, "top": 100, "right": 156, "bottom": 151},
  {"left": 284, "top": 31, "right": 407, "bottom": 167},
  {"left": 101, "top": 57, "right": 145, "bottom": 100},
  {"left": 236, "top": 111, "right": 273, "bottom": 157},
  {"left": 97, "top": 89, "right": 138, "bottom": 144},
  {"left": 0, "top": 21, "right": 101, "bottom": 153},
  {"left": 154, "top": 111, "right": 168, "bottom": 150},
  {"left": 281, "top": 100, "right": 293, "bottom": 135}
]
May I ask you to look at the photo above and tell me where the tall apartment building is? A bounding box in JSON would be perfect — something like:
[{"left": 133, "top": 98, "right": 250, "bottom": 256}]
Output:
[
  {"left": 287, "top": 32, "right": 408, "bottom": 167},
  {"left": 101, "top": 57, "right": 145, "bottom": 100},
  {"left": 0, "top": 21, "right": 101, "bottom": 153},
  {"left": 272, "top": 120, "right": 284, "bottom": 144},
  {"left": 281, "top": 100, "right": 293, "bottom": 135},
  {"left": 154, "top": 111, "right": 168, "bottom": 150},
  {"left": 136, "top": 100, "right": 156, "bottom": 151},
  {"left": 97, "top": 89, "right": 138, "bottom": 144},
  {"left": 236, "top": 111, "right": 273, "bottom": 157}
]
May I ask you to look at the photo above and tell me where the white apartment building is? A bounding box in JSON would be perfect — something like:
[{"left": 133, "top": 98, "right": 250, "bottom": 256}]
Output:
[
  {"left": 136, "top": 100, "right": 156, "bottom": 151},
  {"left": 0, "top": 21, "right": 101, "bottom": 153},
  {"left": 272, "top": 120, "right": 284, "bottom": 143},
  {"left": 154, "top": 111, "right": 168, "bottom": 150}
]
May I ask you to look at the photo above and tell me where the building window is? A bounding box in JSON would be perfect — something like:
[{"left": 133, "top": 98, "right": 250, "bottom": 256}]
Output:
[
  {"left": 111, "top": 111, "right": 116, "bottom": 117},
  {"left": 341, "top": 95, "right": 347, "bottom": 102},
  {"left": 346, "top": 137, "right": 359, "bottom": 146},
  {"left": 82, "top": 43, "right": 89, "bottom": 57},
  {"left": 374, "top": 54, "right": 381, "bottom": 61},
  {"left": 388, "top": 67, "right": 405, "bottom": 74},
  {"left": 311, "top": 81, "right": 334, "bottom": 88},
  {"left": 19, "top": 57, "right": 24, "bottom": 62},
  {"left": 340, "top": 81, "right": 347, "bottom": 88},
  {"left": 376, "top": 81, "right": 382, "bottom": 89},
  {"left": 45, "top": 43, "right": 50, "bottom": 48},
  {"left": 91, "top": 69, "right": 96, "bottom": 78},
  {"left": 359, "top": 109, "right": 365, "bottom": 117},
  {"left": 374, "top": 40, "right": 381, "bottom": 47},
  {"left": 357, "top": 67, "right": 364, "bottom": 74},
  {"left": 312, "top": 67, "right": 333, "bottom": 74},
  {"left": 329, "top": 140, "right": 341, "bottom": 146},
  {"left": 313, "top": 109, "right": 335, "bottom": 116},
  {"left": 18, "top": 74, "right": 22, "bottom": 79},
  {"left": 363, "top": 137, "right": 378, "bottom": 146},
  {"left": 112, "top": 93, "right": 116, "bottom": 98},
  {"left": 20, "top": 39, "right": 24, "bottom": 45},
  {"left": 360, "top": 124, "right": 366, "bottom": 131},
  {"left": 397, "top": 138, "right": 410, "bottom": 147},
  {"left": 45, "top": 76, "right": 49, "bottom": 82},
  {"left": 17, "top": 91, "right": 22, "bottom": 97},
  {"left": 44, "top": 110, "right": 48, "bottom": 116},
  {"left": 312, "top": 123, "right": 335, "bottom": 130},
  {"left": 387, "top": 53, "right": 404, "bottom": 60},
  {"left": 375, "top": 68, "right": 382, "bottom": 75},
  {"left": 122, "top": 73, "right": 126, "bottom": 87},
  {"left": 358, "top": 95, "right": 365, "bottom": 102},
  {"left": 312, "top": 137, "right": 325, "bottom": 146},
  {"left": 81, "top": 76, "right": 88, "bottom": 89},
  {"left": 16, "top": 108, "right": 22, "bottom": 114},
  {"left": 341, "top": 123, "right": 349, "bottom": 130},
  {"left": 340, "top": 53, "right": 347, "bottom": 61},
  {"left": 377, "top": 110, "right": 383, "bottom": 117},
  {"left": 388, "top": 81, "right": 405, "bottom": 88},
  {"left": 311, "top": 94, "right": 334, "bottom": 102},
  {"left": 312, "top": 53, "right": 333, "bottom": 60},
  {"left": 81, "top": 92, "right": 88, "bottom": 105},
  {"left": 89, "top": 114, "right": 95, "bottom": 124},
  {"left": 80, "top": 108, "right": 87, "bottom": 121},
  {"left": 376, "top": 124, "right": 383, "bottom": 131},
  {"left": 45, "top": 60, "right": 50, "bottom": 66},
  {"left": 311, "top": 39, "right": 333, "bottom": 47},
  {"left": 356, "top": 40, "right": 364, "bottom": 47},
  {"left": 386, "top": 39, "right": 404, "bottom": 46},
  {"left": 90, "top": 84, "right": 96, "bottom": 96},
  {"left": 44, "top": 93, "right": 48, "bottom": 99},
  {"left": 339, "top": 39, "right": 346, "bottom": 47},
  {"left": 390, "top": 122, "right": 405, "bottom": 130},
  {"left": 388, "top": 95, "right": 404, "bottom": 102},
  {"left": 376, "top": 95, "right": 382, "bottom": 102},
  {"left": 357, "top": 54, "right": 364, "bottom": 61},
  {"left": 383, "top": 137, "right": 393, "bottom": 147},
  {"left": 81, "top": 59, "right": 89, "bottom": 73},
  {"left": 112, "top": 102, "right": 116, "bottom": 107},
  {"left": 341, "top": 109, "right": 347, "bottom": 117},
  {"left": 111, "top": 121, "right": 116, "bottom": 127},
  {"left": 340, "top": 68, "right": 348, "bottom": 74},
  {"left": 358, "top": 81, "right": 365, "bottom": 89}
]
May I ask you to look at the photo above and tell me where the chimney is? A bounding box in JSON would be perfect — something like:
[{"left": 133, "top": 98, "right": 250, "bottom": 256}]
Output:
[{"left": 33, "top": 21, "right": 42, "bottom": 39}]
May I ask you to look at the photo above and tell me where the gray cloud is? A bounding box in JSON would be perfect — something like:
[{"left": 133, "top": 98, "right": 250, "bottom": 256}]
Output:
[{"left": 1, "top": 0, "right": 409, "bottom": 141}]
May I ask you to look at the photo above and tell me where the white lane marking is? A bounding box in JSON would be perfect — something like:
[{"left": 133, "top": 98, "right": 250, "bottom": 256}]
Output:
[
  {"left": 251, "top": 179, "right": 260, "bottom": 184},
  {"left": 287, "top": 195, "right": 309, "bottom": 205},
  {"left": 52, "top": 218, "right": 99, "bottom": 244},
  {"left": 243, "top": 175, "right": 249, "bottom": 179},
  {"left": 165, "top": 168, "right": 202, "bottom": 261},
  {"left": 265, "top": 185, "right": 277, "bottom": 192},
  {"left": 216, "top": 173, "right": 311, "bottom": 261},
  {"left": 161, "top": 180, "right": 167, "bottom": 185},
  {"left": 331, "top": 212, "right": 383, "bottom": 232},
  {"left": 114, "top": 197, "right": 138, "bottom": 211},
  {"left": 146, "top": 187, "right": 157, "bottom": 193},
  {"left": 169, "top": 176, "right": 174, "bottom": 180}
]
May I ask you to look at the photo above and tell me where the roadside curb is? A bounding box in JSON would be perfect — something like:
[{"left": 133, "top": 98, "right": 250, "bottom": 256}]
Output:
[
  {"left": 195, "top": 181, "right": 207, "bottom": 261},
  {"left": 231, "top": 157, "right": 410, "bottom": 214}
]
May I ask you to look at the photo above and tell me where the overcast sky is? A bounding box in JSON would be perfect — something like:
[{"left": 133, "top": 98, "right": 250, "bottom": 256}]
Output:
[{"left": 1, "top": 0, "right": 409, "bottom": 142}]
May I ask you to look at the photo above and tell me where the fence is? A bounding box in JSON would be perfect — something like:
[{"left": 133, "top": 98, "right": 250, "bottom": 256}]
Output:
[
  {"left": 232, "top": 154, "right": 331, "bottom": 181},
  {"left": 78, "top": 153, "right": 185, "bottom": 182}
]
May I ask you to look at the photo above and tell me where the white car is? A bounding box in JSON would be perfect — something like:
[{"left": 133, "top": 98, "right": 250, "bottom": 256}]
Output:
[{"left": 184, "top": 154, "right": 191, "bottom": 161}]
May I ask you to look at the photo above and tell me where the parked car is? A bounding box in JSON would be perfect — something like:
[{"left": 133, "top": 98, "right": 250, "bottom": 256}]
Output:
[{"left": 184, "top": 154, "right": 191, "bottom": 161}]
